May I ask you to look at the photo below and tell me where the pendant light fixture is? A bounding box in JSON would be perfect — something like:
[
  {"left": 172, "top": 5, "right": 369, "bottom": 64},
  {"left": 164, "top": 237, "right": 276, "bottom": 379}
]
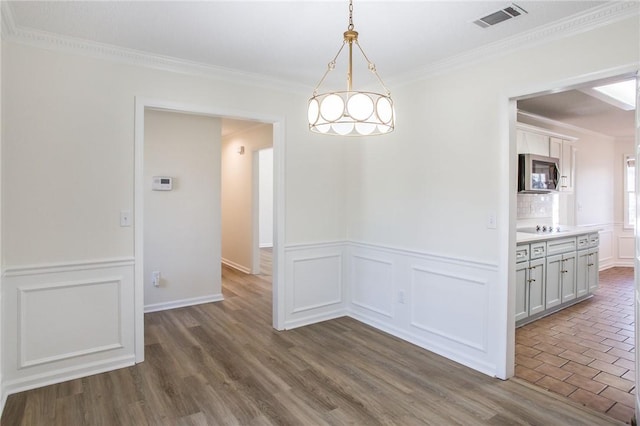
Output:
[{"left": 308, "top": 0, "right": 395, "bottom": 136}]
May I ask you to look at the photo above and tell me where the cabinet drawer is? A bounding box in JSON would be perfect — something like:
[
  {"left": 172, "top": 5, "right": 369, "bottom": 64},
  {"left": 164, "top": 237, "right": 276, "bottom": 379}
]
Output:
[
  {"left": 546, "top": 237, "right": 577, "bottom": 256},
  {"left": 589, "top": 233, "right": 599, "bottom": 248},
  {"left": 530, "top": 242, "right": 546, "bottom": 259},
  {"left": 577, "top": 234, "right": 590, "bottom": 250},
  {"left": 516, "top": 245, "right": 529, "bottom": 263}
]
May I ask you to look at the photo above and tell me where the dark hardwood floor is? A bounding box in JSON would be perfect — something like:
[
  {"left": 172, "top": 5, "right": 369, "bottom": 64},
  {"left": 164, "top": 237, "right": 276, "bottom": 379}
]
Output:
[{"left": 2, "top": 250, "right": 625, "bottom": 425}]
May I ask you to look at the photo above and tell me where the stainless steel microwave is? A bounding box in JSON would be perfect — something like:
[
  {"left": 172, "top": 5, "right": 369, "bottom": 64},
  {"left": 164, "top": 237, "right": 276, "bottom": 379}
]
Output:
[{"left": 518, "top": 154, "right": 560, "bottom": 193}]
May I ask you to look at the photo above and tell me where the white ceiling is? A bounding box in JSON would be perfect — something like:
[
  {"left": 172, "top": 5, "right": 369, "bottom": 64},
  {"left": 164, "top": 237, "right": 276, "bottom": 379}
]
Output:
[
  {"left": 6, "top": 1, "right": 609, "bottom": 87},
  {"left": 518, "top": 81, "right": 636, "bottom": 139},
  {"left": 4, "top": 1, "right": 634, "bottom": 135}
]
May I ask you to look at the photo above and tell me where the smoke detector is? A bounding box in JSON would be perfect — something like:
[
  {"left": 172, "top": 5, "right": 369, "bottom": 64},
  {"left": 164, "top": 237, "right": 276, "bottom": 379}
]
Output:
[{"left": 473, "top": 3, "right": 528, "bottom": 28}]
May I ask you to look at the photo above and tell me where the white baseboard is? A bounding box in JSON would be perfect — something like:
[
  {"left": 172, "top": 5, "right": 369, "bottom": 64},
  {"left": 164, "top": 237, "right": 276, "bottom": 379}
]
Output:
[
  {"left": 600, "top": 261, "right": 634, "bottom": 271},
  {"left": 283, "top": 309, "right": 347, "bottom": 330},
  {"left": 3, "top": 355, "right": 135, "bottom": 400},
  {"left": 349, "top": 310, "right": 497, "bottom": 378},
  {"left": 221, "top": 257, "right": 251, "bottom": 274},
  {"left": 144, "top": 293, "right": 223, "bottom": 313}
]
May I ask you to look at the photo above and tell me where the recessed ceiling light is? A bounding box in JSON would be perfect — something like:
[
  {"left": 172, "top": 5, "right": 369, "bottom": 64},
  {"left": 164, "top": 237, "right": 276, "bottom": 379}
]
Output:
[{"left": 592, "top": 80, "right": 636, "bottom": 110}]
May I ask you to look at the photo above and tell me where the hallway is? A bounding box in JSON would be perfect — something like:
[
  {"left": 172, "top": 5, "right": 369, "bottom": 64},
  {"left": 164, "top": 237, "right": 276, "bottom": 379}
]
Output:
[{"left": 515, "top": 267, "right": 635, "bottom": 423}]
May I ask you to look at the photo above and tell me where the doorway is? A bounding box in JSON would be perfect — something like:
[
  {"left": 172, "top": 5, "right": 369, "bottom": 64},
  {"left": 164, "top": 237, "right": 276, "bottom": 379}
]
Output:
[
  {"left": 507, "top": 72, "right": 638, "bottom": 421},
  {"left": 133, "top": 97, "right": 286, "bottom": 363}
]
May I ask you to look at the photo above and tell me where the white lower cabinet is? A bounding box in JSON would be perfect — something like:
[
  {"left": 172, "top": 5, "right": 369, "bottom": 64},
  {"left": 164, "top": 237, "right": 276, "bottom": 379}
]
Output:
[
  {"left": 515, "top": 257, "right": 545, "bottom": 322},
  {"left": 516, "top": 232, "right": 599, "bottom": 326},
  {"left": 579, "top": 247, "right": 599, "bottom": 294},
  {"left": 546, "top": 251, "right": 576, "bottom": 307}
]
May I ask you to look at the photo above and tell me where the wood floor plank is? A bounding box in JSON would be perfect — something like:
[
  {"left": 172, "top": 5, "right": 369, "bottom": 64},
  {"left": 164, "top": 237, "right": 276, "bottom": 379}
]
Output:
[{"left": 1, "top": 250, "right": 625, "bottom": 425}]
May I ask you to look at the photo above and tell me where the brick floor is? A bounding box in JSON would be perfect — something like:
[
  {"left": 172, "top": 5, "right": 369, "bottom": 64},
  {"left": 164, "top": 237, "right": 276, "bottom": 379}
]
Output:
[{"left": 515, "top": 267, "right": 636, "bottom": 424}]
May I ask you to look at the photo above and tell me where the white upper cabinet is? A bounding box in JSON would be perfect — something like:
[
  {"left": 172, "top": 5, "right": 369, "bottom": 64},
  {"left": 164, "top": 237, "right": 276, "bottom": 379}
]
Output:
[
  {"left": 549, "top": 136, "right": 576, "bottom": 192},
  {"left": 517, "top": 129, "right": 550, "bottom": 156}
]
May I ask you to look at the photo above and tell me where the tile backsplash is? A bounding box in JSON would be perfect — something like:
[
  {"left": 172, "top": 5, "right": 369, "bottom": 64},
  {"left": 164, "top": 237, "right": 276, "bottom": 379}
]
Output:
[{"left": 517, "top": 193, "right": 558, "bottom": 220}]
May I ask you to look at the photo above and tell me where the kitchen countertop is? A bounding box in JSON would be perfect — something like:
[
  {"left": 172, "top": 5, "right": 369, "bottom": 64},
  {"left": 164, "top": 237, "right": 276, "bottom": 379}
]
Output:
[{"left": 516, "top": 226, "right": 602, "bottom": 244}]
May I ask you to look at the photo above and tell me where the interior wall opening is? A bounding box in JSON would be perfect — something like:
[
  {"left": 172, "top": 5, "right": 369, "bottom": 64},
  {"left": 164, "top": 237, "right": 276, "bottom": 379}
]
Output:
[
  {"left": 134, "top": 98, "right": 285, "bottom": 362},
  {"left": 508, "top": 73, "right": 637, "bottom": 420}
]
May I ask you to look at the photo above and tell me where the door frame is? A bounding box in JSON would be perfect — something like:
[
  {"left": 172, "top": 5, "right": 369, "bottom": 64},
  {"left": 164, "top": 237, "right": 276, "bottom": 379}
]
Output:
[
  {"left": 502, "top": 64, "right": 639, "bottom": 379},
  {"left": 133, "top": 97, "right": 286, "bottom": 362}
]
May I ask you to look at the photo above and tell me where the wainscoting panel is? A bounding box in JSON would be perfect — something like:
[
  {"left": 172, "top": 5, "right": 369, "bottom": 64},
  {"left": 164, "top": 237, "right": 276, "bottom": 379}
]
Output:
[
  {"left": 598, "top": 228, "right": 614, "bottom": 270},
  {"left": 284, "top": 243, "right": 346, "bottom": 329},
  {"left": 19, "top": 278, "right": 122, "bottom": 368},
  {"left": 350, "top": 255, "right": 394, "bottom": 318},
  {"left": 2, "top": 258, "right": 135, "bottom": 396},
  {"left": 411, "top": 267, "right": 487, "bottom": 351},
  {"left": 619, "top": 235, "right": 635, "bottom": 260},
  {"left": 347, "top": 242, "right": 499, "bottom": 376}
]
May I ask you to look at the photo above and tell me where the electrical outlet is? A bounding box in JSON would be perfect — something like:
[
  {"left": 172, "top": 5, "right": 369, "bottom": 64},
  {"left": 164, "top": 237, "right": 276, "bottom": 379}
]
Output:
[
  {"left": 398, "top": 290, "right": 405, "bottom": 304},
  {"left": 487, "top": 212, "right": 497, "bottom": 229},
  {"left": 152, "top": 271, "right": 161, "bottom": 287}
]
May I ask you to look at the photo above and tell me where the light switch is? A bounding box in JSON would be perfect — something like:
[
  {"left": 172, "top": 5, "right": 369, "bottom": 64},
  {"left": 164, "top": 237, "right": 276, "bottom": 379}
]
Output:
[{"left": 120, "top": 210, "right": 132, "bottom": 227}]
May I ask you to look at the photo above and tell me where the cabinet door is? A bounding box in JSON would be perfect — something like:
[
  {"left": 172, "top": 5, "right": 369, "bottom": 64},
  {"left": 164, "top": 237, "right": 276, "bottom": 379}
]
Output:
[
  {"left": 546, "top": 254, "right": 562, "bottom": 309},
  {"left": 528, "top": 259, "right": 545, "bottom": 316},
  {"left": 576, "top": 249, "right": 589, "bottom": 298},
  {"left": 515, "top": 262, "right": 529, "bottom": 321},
  {"left": 560, "top": 140, "right": 575, "bottom": 192},
  {"left": 549, "top": 137, "right": 562, "bottom": 160},
  {"left": 517, "top": 130, "right": 549, "bottom": 156},
  {"left": 561, "top": 252, "right": 577, "bottom": 303},
  {"left": 588, "top": 248, "right": 599, "bottom": 292}
]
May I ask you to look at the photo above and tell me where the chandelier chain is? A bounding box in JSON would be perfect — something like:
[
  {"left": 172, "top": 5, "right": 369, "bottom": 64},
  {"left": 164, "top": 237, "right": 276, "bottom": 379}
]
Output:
[{"left": 348, "top": 0, "right": 354, "bottom": 30}]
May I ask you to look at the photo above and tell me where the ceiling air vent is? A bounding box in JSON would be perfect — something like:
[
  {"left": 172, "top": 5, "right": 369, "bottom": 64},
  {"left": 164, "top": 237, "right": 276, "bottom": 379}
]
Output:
[{"left": 473, "top": 3, "right": 527, "bottom": 28}]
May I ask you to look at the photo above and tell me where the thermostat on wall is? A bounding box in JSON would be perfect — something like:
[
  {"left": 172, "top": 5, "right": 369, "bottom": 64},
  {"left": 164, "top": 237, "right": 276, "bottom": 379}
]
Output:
[{"left": 152, "top": 176, "right": 173, "bottom": 191}]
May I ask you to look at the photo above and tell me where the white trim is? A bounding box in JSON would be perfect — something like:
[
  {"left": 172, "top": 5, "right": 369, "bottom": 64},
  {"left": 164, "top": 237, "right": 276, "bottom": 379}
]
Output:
[
  {"left": 134, "top": 97, "right": 287, "bottom": 365},
  {"left": 144, "top": 294, "right": 224, "bottom": 313},
  {"left": 2, "top": 2, "right": 637, "bottom": 94},
  {"left": 0, "top": 2, "right": 16, "bottom": 38},
  {"left": 283, "top": 310, "right": 346, "bottom": 330},
  {"left": 348, "top": 310, "right": 497, "bottom": 377},
  {"left": 348, "top": 240, "right": 499, "bottom": 272},
  {"left": 18, "top": 277, "right": 124, "bottom": 369},
  {"left": 393, "top": 2, "right": 640, "bottom": 86},
  {"left": 3, "top": 257, "right": 135, "bottom": 277},
  {"left": 3, "top": 355, "right": 135, "bottom": 399},
  {"left": 516, "top": 117, "right": 585, "bottom": 140},
  {"left": 221, "top": 258, "right": 251, "bottom": 274},
  {"left": 2, "top": 25, "right": 307, "bottom": 95},
  {"left": 409, "top": 266, "right": 489, "bottom": 353}
]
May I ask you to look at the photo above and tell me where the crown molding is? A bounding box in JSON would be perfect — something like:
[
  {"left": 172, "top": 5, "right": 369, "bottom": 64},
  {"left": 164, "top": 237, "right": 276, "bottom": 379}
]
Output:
[
  {"left": 2, "top": 2, "right": 637, "bottom": 94},
  {"left": 391, "top": 1, "right": 640, "bottom": 87},
  {"left": 1, "top": 3, "right": 309, "bottom": 96},
  {"left": 1, "top": 1, "right": 17, "bottom": 39},
  {"left": 517, "top": 110, "right": 619, "bottom": 140}
]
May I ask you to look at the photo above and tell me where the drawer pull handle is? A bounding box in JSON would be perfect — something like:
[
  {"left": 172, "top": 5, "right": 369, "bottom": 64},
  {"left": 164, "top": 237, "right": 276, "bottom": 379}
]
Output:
[{"left": 588, "top": 263, "right": 594, "bottom": 266}]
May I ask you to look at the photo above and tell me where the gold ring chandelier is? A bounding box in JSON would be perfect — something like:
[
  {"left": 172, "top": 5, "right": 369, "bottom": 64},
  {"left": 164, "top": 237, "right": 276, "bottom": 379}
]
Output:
[{"left": 308, "top": 0, "right": 395, "bottom": 136}]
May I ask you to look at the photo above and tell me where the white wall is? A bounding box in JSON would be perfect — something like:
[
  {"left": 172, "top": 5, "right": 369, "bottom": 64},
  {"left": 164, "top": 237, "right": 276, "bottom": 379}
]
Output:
[
  {"left": 259, "top": 148, "right": 274, "bottom": 249},
  {"left": 1, "top": 41, "right": 347, "bottom": 399},
  {"left": 143, "top": 110, "right": 222, "bottom": 311},
  {"left": 221, "top": 124, "right": 273, "bottom": 273},
  {"left": 345, "top": 16, "right": 639, "bottom": 376},
  {"left": 0, "top": 5, "right": 637, "bottom": 406}
]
